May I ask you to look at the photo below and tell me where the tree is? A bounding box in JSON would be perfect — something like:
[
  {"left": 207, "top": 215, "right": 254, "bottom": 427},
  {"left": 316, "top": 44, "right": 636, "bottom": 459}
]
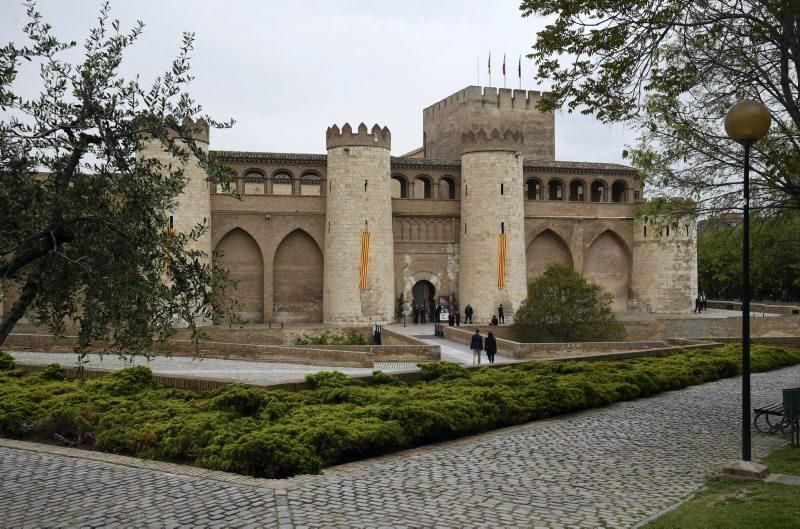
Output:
[
  {"left": 698, "top": 214, "right": 800, "bottom": 301},
  {"left": 512, "top": 263, "right": 626, "bottom": 342},
  {"left": 520, "top": 0, "right": 800, "bottom": 216},
  {"left": 0, "top": 3, "right": 236, "bottom": 357}
]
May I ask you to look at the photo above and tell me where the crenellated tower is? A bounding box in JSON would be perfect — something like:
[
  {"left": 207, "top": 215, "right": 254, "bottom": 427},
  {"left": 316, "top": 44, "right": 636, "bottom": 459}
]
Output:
[
  {"left": 136, "top": 117, "right": 212, "bottom": 324},
  {"left": 630, "top": 213, "right": 698, "bottom": 313},
  {"left": 323, "top": 123, "right": 396, "bottom": 325},
  {"left": 458, "top": 128, "right": 527, "bottom": 323}
]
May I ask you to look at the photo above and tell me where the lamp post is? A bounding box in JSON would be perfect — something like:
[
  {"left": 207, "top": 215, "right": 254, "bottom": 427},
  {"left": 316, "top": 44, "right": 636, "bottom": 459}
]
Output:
[{"left": 722, "top": 100, "right": 771, "bottom": 477}]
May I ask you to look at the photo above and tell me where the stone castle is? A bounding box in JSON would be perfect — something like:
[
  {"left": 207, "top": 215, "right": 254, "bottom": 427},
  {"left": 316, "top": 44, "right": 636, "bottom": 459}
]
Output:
[{"left": 145, "top": 86, "right": 698, "bottom": 325}]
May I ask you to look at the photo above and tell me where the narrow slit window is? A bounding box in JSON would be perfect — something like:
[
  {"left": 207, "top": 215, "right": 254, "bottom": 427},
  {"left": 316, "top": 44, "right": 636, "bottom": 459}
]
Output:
[
  {"left": 644, "top": 225, "right": 647, "bottom": 237},
  {"left": 464, "top": 222, "right": 467, "bottom": 235},
  {"left": 501, "top": 183, "right": 504, "bottom": 195},
  {"left": 328, "top": 221, "right": 331, "bottom": 233},
  {"left": 465, "top": 184, "right": 468, "bottom": 196},
  {"left": 501, "top": 222, "right": 505, "bottom": 233},
  {"left": 666, "top": 226, "right": 670, "bottom": 237}
]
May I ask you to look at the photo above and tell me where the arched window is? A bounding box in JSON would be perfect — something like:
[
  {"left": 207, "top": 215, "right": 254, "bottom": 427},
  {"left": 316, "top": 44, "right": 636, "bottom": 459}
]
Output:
[
  {"left": 590, "top": 180, "right": 607, "bottom": 202},
  {"left": 300, "top": 172, "right": 321, "bottom": 196},
  {"left": 243, "top": 170, "right": 266, "bottom": 195},
  {"left": 414, "top": 175, "right": 432, "bottom": 199},
  {"left": 548, "top": 179, "right": 564, "bottom": 200},
  {"left": 611, "top": 180, "right": 627, "bottom": 202},
  {"left": 569, "top": 180, "right": 585, "bottom": 201},
  {"left": 391, "top": 175, "right": 408, "bottom": 198},
  {"left": 272, "top": 171, "right": 293, "bottom": 195},
  {"left": 438, "top": 176, "right": 456, "bottom": 199},
  {"left": 526, "top": 178, "right": 543, "bottom": 200}
]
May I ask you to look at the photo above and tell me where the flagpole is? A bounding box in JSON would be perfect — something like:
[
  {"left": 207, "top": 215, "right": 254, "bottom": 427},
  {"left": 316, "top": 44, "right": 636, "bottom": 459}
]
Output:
[{"left": 477, "top": 57, "right": 480, "bottom": 86}]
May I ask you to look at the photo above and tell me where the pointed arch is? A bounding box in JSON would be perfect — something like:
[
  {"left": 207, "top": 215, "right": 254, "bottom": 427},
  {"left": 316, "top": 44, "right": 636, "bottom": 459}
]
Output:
[
  {"left": 582, "top": 230, "right": 631, "bottom": 311},
  {"left": 272, "top": 228, "right": 323, "bottom": 322},
  {"left": 215, "top": 227, "right": 264, "bottom": 322},
  {"left": 526, "top": 229, "right": 574, "bottom": 284}
]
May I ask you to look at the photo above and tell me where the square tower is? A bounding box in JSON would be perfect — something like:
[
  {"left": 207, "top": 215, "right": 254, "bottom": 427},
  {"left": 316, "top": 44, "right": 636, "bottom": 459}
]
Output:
[{"left": 422, "top": 86, "right": 554, "bottom": 160}]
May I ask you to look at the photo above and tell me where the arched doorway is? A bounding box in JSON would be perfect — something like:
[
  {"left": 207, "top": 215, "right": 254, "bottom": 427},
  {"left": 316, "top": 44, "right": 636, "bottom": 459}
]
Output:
[
  {"left": 412, "top": 280, "right": 436, "bottom": 322},
  {"left": 273, "top": 229, "right": 324, "bottom": 322},
  {"left": 215, "top": 228, "right": 264, "bottom": 323}
]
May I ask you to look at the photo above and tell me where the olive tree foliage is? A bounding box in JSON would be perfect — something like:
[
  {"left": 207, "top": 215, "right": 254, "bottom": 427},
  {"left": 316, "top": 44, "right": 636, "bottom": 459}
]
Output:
[
  {"left": 512, "top": 263, "right": 626, "bottom": 343},
  {"left": 0, "top": 3, "right": 238, "bottom": 358},
  {"left": 520, "top": 0, "right": 800, "bottom": 219}
]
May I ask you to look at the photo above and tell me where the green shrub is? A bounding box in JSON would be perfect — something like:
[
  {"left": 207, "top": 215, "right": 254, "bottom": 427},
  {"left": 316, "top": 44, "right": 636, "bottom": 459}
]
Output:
[
  {"left": 40, "top": 364, "right": 65, "bottom": 381},
  {"left": 295, "top": 329, "right": 366, "bottom": 346},
  {"left": 513, "top": 263, "right": 626, "bottom": 342},
  {"left": 0, "top": 352, "right": 14, "bottom": 370},
  {"left": 0, "top": 344, "right": 798, "bottom": 480}
]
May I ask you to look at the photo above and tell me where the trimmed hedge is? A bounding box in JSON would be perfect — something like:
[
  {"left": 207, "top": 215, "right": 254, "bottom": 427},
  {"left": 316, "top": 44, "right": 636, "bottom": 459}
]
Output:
[{"left": 1, "top": 345, "right": 799, "bottom": 479}]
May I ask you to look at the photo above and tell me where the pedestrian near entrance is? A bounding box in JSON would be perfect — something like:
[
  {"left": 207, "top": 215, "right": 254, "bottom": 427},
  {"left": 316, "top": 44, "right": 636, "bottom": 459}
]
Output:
[
  {"left": 419, "top": 306, "right": 426, "bottom": 324},
  {"left": 455, "top": 310, "right": 460, "bottom": 326},
  {"left": 413, "top": 305, "right": 419, "bottom": 324},
  {"left": 448, "top": 312, "right": 454, "bottom": 327},
  {"left": 485, "top": 331, "right": 497, "bottom": 364},
  {"left": 464, "top": 304, "right": 473, "bottom": 324},
  {"left": 694, "top": 296, "right": 702, "bottom": 314},
  {"left": 470, "top": 329, "right": 483, "bottom": 365},
  {"left": 498, "top": 304, "right": 505, "bottom": 324},
  {"left": 435, "top": 304, "right": 442, "bottom": 322}
]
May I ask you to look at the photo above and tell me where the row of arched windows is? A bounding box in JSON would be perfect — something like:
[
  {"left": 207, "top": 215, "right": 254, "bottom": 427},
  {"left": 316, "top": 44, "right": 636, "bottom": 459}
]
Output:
[
  {"left": 526, "top": 178, "right": 629, "bottom": 203},
  {"left": 391, "top": 174, "right": 456, "bottom": 200},
  {"left": 217, "top": 169, "right": 323, "bottom": 196}
]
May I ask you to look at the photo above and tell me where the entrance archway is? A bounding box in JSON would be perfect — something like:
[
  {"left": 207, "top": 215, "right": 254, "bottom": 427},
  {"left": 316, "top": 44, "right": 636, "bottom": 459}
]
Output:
[{"left": 412, "top": 280, "right": 436, "bottom": 321}]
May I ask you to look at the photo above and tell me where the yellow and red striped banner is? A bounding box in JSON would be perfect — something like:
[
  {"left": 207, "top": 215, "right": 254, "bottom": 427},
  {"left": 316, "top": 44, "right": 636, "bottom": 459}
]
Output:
[
  {"left": 359, "top": 231, "right": 371, "bottom": 291},
  {"left": 497, "top": 233, "right": 507, "bottom": 289}
]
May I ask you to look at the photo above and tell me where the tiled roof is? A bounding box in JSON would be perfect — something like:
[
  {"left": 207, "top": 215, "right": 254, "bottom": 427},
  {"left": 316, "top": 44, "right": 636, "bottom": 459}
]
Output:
[
  {"left": 210, "top": 150, "right": 637, "bottom": 174},
  {"left": 210, "top": 151, "right": 326, "bottom": 164}
]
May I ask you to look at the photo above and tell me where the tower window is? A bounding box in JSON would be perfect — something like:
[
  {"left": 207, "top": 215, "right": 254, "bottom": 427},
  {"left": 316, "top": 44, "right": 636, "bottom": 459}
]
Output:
[
  {"left": 464, "top": 222, "right": 467, "bottom": 235},
  {"left": 501, "top": 183, "right": 504, "bottom": 195},
  {"left": 169, "top": 215, "right": 174, "bottom": 230},
  {"left": 501, "top": 222, "right": 505, "bottom": 234},
  {"left": 644, "top": 225, "right": 647, "bottom": 237},
  {"left": 666, "top": 226, "right": 670, "bottom": 237}
]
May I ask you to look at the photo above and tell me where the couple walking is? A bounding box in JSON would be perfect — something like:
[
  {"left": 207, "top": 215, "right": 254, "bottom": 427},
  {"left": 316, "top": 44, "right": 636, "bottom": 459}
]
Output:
[{"left": 470, "top": 329, "right": 497, "bottom": 365}]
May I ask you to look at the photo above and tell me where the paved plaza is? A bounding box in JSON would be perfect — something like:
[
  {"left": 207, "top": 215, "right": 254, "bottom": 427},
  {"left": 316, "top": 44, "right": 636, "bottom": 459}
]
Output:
[{"left": 2, "top": 364, "right": 798, "bottom": 528}]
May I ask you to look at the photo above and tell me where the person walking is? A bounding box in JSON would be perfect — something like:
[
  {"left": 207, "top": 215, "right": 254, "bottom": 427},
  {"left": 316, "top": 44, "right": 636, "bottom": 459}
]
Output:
[
  {"left": 485, "top": 331, "right": 497, "bottom": 364},
  {"left": 455, "top": 310, "right": 461, "bottom": 327},
  {"left": 448, "top": 311, "right": 455, "bottom": 327},
  {"left": 701, "top": 292, "right": 708, "bottom": 311},
  {"left": 470, "top": 329, "right": 483, "bottom": 365},
  {"left": 435, "top": 304, "right": 442, "bottom": 323},
  {"left": 694, "top": 296, "right": 702, "bottom": 314},
  {"left": 413, "top": 305, "right": 419, "bottom": 324},
  {"left": 498, "top": 304, "right": 505, "bottom": 324},
  {"left": 464, "top": 304, "right": 473, "bottom": 324},
  {"left": 419, "top": 305, "right": 426, "bottom": 324}
]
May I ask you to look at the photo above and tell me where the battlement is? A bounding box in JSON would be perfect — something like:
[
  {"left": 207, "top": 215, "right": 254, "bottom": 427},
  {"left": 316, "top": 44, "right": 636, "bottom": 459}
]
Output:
[
  {"left": 168, "top": 116, "right": 209, "bottom": 143},
  {"left": 423, "top": 86, "right": 549, "bottom": 120},
  {"left": 326, "top": 122, "right": 391, "bottom": 150},
  {"left": 461, "top": 128, "right": 523, "bottom": 154}
]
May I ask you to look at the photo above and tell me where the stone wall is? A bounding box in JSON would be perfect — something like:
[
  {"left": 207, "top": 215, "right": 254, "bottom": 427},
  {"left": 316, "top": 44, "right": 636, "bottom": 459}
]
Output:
[
  {"left": 323, "top": 124, "right": 396, "bottom": 324},
  {"left": 423, "top": 87, "right": 554, "bottom": 160},
  {"left": 631, "top": 217, "right": 697, "bottom": 313}
]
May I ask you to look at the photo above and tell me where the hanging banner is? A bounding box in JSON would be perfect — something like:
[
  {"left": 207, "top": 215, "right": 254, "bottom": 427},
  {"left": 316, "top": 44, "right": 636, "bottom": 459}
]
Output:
[
  {"left": 359, "top": 231, "right": 371, "bottom": 290},
  {"left": 497, "top": 233, "right": 507, "bottom": 289}
]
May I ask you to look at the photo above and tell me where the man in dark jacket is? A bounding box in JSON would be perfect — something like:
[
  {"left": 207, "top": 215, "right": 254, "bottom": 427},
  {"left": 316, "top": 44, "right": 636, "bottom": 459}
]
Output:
[
  {"left": 455, "top": 311, "right": 460, "bottom": 326},
  {"left": 448, "top": 311, "right": 455, "bottom": 327},
  {"left": 464, "top": 304, "right": 474, "bottom": 324},
  {"left": 470, "top": 329, "right": 483, "bottom": 365},
  {"left": 498, "top": 304, "right": 505, "bottom": 324},
  {"left": 434, "top": 304, "right": 442, "bottom": 322},
  {"left": 485, "top": 332, "right": 497, "bottom": 364}
]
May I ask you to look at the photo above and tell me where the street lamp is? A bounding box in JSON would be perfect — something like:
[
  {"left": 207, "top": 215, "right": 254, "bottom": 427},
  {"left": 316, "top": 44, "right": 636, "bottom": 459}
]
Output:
[{"left": 723, "top": 100, "right": 771, "bottom": 478}]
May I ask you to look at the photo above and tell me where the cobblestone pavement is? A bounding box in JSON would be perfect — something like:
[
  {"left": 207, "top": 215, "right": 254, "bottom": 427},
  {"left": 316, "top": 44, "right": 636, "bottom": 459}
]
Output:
[
  {"left": 2, "top": 365, "right": 798, "bottom": 528},
  {"left": 8, "top": 351, "right": 417, "bottom": 386}
]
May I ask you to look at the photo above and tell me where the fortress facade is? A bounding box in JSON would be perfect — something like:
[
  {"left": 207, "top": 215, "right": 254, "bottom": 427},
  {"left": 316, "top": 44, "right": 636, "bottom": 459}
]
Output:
[{"left": 142, "top": 86, "right": 700, "bottom": 325}]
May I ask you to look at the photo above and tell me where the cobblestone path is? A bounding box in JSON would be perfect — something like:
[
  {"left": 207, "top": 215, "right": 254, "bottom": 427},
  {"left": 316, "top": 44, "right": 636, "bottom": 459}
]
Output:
[{"left": 2, "top": 365, "right": 798, "bottom": 528}]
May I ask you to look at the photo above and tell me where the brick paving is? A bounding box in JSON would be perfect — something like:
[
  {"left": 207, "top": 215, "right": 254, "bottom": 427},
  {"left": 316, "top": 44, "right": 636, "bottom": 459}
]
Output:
[{"left": 1, "top": 364, "right": 799, "bottom": 528}]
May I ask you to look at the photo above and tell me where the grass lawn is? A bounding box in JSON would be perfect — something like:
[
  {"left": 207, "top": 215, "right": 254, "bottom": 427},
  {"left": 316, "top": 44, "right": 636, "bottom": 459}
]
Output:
[
  {"left": 765, "top": 445, "right": 800, "bottom": 476},
  {"left": 643, "top": 478, "right": 800, "bottom": 529},
  {"left": 2, "top": 344, "right": 800, "bottom": 479}
]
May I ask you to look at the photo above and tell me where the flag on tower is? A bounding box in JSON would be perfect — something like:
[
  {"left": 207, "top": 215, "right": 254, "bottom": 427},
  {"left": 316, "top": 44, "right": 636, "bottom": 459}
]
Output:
[
  {"left": 488, "top": 52, "right": 491, "bottom": 75},
  {"left": 518, "top": 55, "right": 521, "bottom": 78},
  {"left": 502, "top": 54, "right": 506, "bottom": 76}
]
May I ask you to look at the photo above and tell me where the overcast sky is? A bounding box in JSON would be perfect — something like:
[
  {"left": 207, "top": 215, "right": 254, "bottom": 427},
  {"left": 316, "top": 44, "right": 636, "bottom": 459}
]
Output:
[{"left": 2, "top": 0, "right": 635, "bottom": 163}]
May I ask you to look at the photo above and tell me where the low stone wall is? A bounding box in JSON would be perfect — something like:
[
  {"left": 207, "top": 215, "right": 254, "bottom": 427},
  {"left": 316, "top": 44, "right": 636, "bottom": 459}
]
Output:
[
  {"left": 624, "top": 315, "right": 800, "bottom": 341},
  {"left": 692, "top": 336, "right": 800, "bottom": 347},
  {"left": 442, "top": 326, "right": 675, "bottom": 360},
  {"left": 707, "top": 300, "right": 800, "bottom": 315},
  {"left": 377, "top": 328, "right": 440, "bottom": 361}
]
